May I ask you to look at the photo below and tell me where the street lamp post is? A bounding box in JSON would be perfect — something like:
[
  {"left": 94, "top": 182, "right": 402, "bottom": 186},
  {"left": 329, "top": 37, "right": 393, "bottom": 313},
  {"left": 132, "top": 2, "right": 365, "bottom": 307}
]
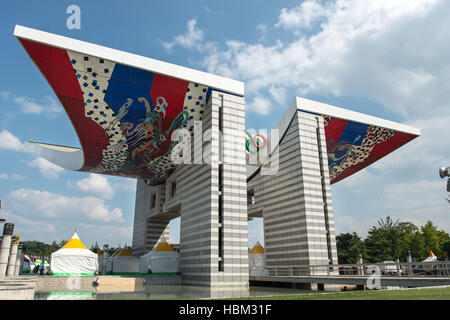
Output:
[{"left": 439, "top": 167, "right": 450, "bottom": 202}]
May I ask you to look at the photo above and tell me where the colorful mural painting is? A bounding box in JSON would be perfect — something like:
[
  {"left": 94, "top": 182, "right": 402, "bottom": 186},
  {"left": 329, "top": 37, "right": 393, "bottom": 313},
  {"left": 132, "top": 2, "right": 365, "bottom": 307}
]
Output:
[
  {"left": 321, "top": 115, "right": 417, "bottom": 184},
  {"left": 19, "top": 39, "right": 215, "bottom": 184},
  {"left": 18, "top": 37, "right": 418, "bottom": 186}
]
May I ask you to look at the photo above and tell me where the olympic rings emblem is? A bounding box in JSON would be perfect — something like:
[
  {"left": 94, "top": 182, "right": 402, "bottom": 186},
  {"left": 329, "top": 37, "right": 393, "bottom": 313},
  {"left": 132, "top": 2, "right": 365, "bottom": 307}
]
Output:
[{"left": 246, "top": 134, "right": 267, "bottom": 153}]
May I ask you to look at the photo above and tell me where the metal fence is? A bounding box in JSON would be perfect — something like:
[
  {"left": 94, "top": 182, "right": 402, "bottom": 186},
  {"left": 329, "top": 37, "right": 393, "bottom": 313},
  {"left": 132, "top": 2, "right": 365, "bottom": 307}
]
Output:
[{"left": 261, "top": 261, "right": 450, "bottom": 278}]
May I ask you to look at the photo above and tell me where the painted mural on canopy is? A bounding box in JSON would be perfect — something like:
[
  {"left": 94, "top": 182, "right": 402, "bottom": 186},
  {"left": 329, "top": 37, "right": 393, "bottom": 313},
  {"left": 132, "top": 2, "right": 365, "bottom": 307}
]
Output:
[
  {"left": 19, "top": 39, "right": 215, "bottom": 184},
  {"left": 321, "top": 115, "right": 416, "bottom": 184}
]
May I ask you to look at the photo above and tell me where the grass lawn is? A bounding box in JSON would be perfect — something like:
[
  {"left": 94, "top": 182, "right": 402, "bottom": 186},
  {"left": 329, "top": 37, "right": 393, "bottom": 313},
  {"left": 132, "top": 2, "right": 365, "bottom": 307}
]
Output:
[{"left": 240, "top": 287, "right": 450, "bottom": 300}]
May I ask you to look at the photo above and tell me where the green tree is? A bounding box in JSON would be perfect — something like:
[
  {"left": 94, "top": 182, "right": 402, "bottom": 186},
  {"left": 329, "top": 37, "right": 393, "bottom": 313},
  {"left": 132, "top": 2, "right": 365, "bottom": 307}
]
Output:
[
  {"left": 397, "top": 221, "right": 425, "bottom": 261},
  {"left": 420, "top": 221, "right": 450, "bottom": 260},
  {"left": 364, "top": 216, "right": 402, "bottom": 262},
  {"left": 442, "top": 240, "right": 450, "bottom": 260},
  {"left": 22, "top": 240, "right": 66, "bottom": 258},
  {"left": 336, "top": 232, "right": 368, "bottom": 264}
]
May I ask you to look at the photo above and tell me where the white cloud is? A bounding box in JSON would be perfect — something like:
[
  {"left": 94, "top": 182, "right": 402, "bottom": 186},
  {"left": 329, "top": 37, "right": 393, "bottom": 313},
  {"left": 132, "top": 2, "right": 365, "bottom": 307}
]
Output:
[
  {"left": 74, "top": 224, "right": 133, "bottom": 247},
  {"left": 332, "top": 114, "right": 450, "bottom": 234},
  {"left": 257, "top": 24, "right": 268, "bottom": 33},
  {"left": 1, "top": 209, "right": 57, "bottom": 240},
  {"left": 112, "top": 178, "right": 137, "bottom": 192},
  {"left": 333, "top": 168, "right": 375, "bottom": 193},
  {"left": 268, "top": 85, "right": 288, "bottom": 106},
  {"left": 256, "top": 24, "right": 269, "bottom": 42},
  {"left": 7, "top": 188, "right": 125, "bottom": 223},
  {"left": 199, "top": 0, "right": 448, "bottom": 119},
  {"left": 2, "top": 190, "right": 129, "bottom": 245},
  {"left": 0, "top": 173, "right": 26, "bottom": 180},
  {"left": 76, "top": 173, "right": 115, "bottom": 199},
  {"left": 246, "top": 96, "right": 272, "bottom": 115},
  {"left": 190, "top": 0, "right": 447, "bottom": 236},
  {"left": 376, "top": 179, "right": 450, "bottom": 232},
  {"left": 276, "top": 0, "right": 330, "bottom": 30},
  {"left": 383, "top": 180, "right": 445, "bottom": 212},
  {"left": 334, "top": 215, "right": 378, "bottom": 238},
  {"left": 162, "top": 18, "right": 204, "bottom": 52},
  {"left": 14, "top": 95, "right": 61, "bottom": 115},
  {"left": 189, "top": 0, "right": 450, "bottom": 237},
  {"left": 0, "top": 91, "right": 10, "bottom": 100},
  {"left": 0, "top": 129, "right": 25, "bottom": 152},
  {"left": 11, "top": 174, "right": 26, "bottom": 180},
  {"left": 27, "top": 157, "right": 64, "bottom": 180},
  {"left": 364, "top": 115, "right": 450, "bottom": 183}
]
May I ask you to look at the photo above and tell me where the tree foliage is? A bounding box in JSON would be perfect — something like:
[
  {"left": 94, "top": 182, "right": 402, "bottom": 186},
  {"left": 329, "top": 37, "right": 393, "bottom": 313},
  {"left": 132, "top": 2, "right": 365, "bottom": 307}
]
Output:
[
  {"left": 336, "top": 232, "right": 368, "bottom": 264},
  {"left": 22, "top": 240, "right": 67, "bottom": 258},
  {"left": 337, "top": 216, "right": 450, "bottom": 263}
]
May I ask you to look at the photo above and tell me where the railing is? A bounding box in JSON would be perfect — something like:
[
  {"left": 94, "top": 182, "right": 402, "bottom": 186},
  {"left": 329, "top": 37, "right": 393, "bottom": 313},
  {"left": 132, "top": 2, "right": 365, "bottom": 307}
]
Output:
[{"left": 257, "top": 261, "right": 450, "bottom": 278}]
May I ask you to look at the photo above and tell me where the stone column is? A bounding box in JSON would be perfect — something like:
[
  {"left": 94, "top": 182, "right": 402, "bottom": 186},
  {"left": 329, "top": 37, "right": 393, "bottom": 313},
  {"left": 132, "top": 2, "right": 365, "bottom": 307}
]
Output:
[
  {"left": 7, "top": 236, "right": 20, "bottom": 277},
  {"left": 102, "top": 245, "right": 109, "bottom": 275},
  {"left": 0, "top": 223, "right": 14, "bottom": 276},
  {"left": 407, "top": 251, "right": 413, "bottom": 276},
  {"left": 358, "top": 254, "right": 364, "bottom": 276},
  {"left": 14, "top": 243, "right": 24, "bottom": 276}
]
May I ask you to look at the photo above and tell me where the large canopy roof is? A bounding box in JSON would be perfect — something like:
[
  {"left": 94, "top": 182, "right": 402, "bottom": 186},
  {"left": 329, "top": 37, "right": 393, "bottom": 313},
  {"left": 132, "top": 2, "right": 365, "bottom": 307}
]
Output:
[
  {"left": 297, "top": 97, "right": 420, "bottom": 184},
  {"left": 248, "top": 97, "right": 420, "bottom": 184},
  {"left": 14, "top": 25, "right": 243, "bottom": 184},
  {"left": 15, "top": 25, "right": 420, "bottom": 185}
]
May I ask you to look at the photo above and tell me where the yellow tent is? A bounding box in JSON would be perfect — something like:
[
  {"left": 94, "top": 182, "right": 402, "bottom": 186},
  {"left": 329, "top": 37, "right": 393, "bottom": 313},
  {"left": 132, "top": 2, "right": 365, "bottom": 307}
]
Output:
[
  {"left": 249, "top": 241, "right": 265, "bottom": 254},
  {"left": 249, "top": 241, "right": 268, "bottom": 276},
  {"left": 51, "top": 230, "right": 98, "bottom": 276},
  {"left": 139, "top": 238, "right": 179, "bottom": 274},
  {"left": 112, "top": 246, "right": 140, "bottom": 275}
]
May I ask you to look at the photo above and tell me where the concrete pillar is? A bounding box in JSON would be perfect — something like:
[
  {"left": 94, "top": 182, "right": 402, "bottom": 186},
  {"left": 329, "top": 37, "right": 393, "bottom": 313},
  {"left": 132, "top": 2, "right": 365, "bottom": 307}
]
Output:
[
  {"left": 102, "top": 245, "right": 109, "bottom": 275},
  {"left": 7, "top": 236, "right": 20, "bottom": 276},
  {"left": 407, "top": 252, "right": 413, "bottom": 276},
  {"left": 255, "top": 111, "right": 338, "bottom": 276},
  {"left": 14, "top": 243, "right": 24, "bottom": 276},
  {"left": 0, "top": 223, "right": 14, "bottom": 276},
  {"left": 396, "top": 257, "right": 400, "bottom": 275},
  {"left": 177, "top": 91, "right": 249, "bottom": 288},
  {"left": 358, "top": 254, "right": 364, "bottom": 275}
]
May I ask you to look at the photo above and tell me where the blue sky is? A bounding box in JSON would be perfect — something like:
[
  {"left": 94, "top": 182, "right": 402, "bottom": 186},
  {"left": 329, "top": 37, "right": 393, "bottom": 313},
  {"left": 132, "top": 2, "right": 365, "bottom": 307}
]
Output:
[{"left": 1, "top": 0, "right": 449, "bottom": 249}]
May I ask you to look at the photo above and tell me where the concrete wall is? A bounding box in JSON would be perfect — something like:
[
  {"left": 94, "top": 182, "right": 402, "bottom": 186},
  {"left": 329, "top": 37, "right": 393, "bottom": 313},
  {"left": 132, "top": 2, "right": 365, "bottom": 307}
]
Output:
[
  {"left": 248, "top": 110, "right": 338, "bottom": 275},
  {"left": 132, "top": 179, "right": 151, "bottom": 255},
  {"left": 132, "top": 91, "right": 248, "bottom": 289}
]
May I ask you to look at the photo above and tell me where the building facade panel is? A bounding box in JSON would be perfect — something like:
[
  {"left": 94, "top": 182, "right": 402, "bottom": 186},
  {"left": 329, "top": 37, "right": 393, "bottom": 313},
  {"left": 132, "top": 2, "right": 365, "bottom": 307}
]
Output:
[{"left": 248, "top": 110, "right": 338, "bottom": 274}]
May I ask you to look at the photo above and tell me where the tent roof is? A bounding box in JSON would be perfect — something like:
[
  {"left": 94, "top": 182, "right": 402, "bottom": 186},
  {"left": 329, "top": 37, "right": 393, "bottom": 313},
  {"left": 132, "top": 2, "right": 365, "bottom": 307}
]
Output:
[
  {"left": 117, "top": 247, "right": 134, "bottom": 256},
  {"left": 53, "top": 230, "right": 97, "bottom": 257},
  {"left": 422, "top": 250, "right": 438, "bottom": 262},
  {"left": 249, "top": 241, "right": 264, "bottom": 254},
  {"left": 52, "top": 247, "right": 97, "bottom": 257},
  {"left": 92, "top": 242, "right": 103, "bottom": 255},
  {"left": 60, "top": 231, "right": 88, "bottom": 250},
  {"left": 111, "top": 247, "right": 122, "bottom": 257},
  {"left": 154, "top": 238, "right": 174, "bottom": 252},
  {"left": 93, "top": 248, "right": 103, "bottom": 255}
]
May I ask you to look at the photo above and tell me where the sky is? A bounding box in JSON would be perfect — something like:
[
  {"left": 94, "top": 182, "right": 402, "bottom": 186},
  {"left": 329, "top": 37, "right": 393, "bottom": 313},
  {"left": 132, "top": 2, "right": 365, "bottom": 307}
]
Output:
[{"left": 0, "top": 0, "right": 449, "bottom": 249}]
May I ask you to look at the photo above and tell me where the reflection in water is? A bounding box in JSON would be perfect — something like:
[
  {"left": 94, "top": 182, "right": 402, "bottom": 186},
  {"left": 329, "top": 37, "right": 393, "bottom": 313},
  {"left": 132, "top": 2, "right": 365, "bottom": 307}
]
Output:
[
  {"left": 36, "top": 292, "right": 95, "bottom": 300},
  {"left": 35, "top": 285, "right": 319, "bottom": 300}
]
